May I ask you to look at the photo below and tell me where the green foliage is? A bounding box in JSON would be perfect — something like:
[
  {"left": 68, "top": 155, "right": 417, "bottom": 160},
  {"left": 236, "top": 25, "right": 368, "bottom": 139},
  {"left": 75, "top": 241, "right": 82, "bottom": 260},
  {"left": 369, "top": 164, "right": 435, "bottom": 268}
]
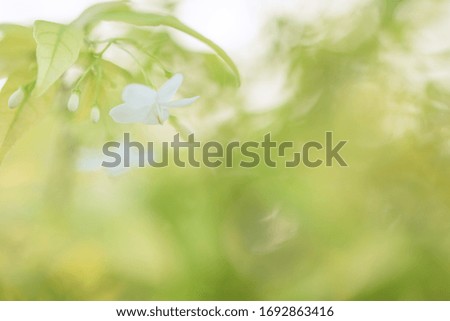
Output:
[
  {"left": 0, "top": 1, "right": 239, "bottom": 164},
  {"left": 0, "top": 69, "right": 55, "bottom": 163},
  {"left": 84, "top": 10, "right": 241, "bottom": 84},
  {"left": 34, "top": 21, "right": 84, "bottom": 96},
  {"left": 0, "top": 25, "right": 35, "bottom": 77}
]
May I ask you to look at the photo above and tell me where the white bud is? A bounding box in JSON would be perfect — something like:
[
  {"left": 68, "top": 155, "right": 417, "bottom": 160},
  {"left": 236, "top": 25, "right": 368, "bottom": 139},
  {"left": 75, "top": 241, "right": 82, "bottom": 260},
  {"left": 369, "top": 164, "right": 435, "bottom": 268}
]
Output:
[
  {"left": 67, "top": 92, "right": 80, "bottom": 112},
  {"left": 8, "top": 87, "right": 25, "bottom": 109},
  {"left": 90, "top": 106, "right": 100, "bottom": 123}
]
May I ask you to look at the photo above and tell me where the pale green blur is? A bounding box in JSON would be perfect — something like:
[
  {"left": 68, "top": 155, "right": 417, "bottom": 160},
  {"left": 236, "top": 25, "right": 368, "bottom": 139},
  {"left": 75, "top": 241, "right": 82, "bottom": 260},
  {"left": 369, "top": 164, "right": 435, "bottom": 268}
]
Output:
[{"left": 0, "top": 0, "right": 449, "bottom": 300}]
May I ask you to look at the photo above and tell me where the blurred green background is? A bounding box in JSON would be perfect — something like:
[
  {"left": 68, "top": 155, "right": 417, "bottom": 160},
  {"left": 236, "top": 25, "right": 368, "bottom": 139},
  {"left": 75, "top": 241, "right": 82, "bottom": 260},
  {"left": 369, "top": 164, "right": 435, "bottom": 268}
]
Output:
[{"left": 0, "top": 0, "right": 449, "bottom": 300}]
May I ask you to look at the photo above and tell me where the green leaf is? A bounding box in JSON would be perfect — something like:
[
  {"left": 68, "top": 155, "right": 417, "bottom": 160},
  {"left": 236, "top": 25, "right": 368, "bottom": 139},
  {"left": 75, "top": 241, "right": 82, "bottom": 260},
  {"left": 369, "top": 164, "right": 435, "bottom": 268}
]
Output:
[
  {"left": 72, "top": 1, "right": 129, "bottom": 29},
  {"left": 0, "top": 25, "right": 35, "bottom": 78},
  {"left": 75, "top": 6, "right": 241, "bottom": 86},
  {"left": 33, "top": 20, "right": 84, "bottom": 96},
  {"left": 0, "top": 24, "right": 34, "bottom": 54},
  {"left": 0, "top": 70, "right": 54, "bottom": 164}
]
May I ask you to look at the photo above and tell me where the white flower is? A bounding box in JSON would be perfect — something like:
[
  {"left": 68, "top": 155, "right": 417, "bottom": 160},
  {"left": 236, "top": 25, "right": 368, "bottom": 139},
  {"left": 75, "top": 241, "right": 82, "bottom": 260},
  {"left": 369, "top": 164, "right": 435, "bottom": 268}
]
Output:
[
  {"left": 90, "top": 106, "right": 100, "bottom": 123},
  {"left": 68, "top": 92, "right": 80, "bottom": 112},
  {"left": 8, "top": 87, "right": 25, "bottom": 109},
  {"left": 109, "top": 73, "right": 199, "bottom": 125}
]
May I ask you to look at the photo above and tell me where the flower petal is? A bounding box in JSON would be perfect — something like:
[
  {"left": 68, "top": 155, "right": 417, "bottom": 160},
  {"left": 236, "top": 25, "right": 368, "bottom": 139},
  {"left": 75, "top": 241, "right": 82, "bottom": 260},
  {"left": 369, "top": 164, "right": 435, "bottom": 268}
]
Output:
[
  {"left": 144, "top": 111, "right": 159, "bottom": 125},
  {"left": 122, "top": 84, "right": 157, "bottom": 106},
  {"left": 159, "top": 108, "right": 170, "bottom": 123},
  {"left": 109, "top": 103, "right": 149, "bottom": 124},
  {"left": 163, "top": 96, "right": 200, "bottom": 108},
  {"left": 158, "top": 73, "right": 183, "bottom": 102},
  {"left": 145, "top": 107, "right": 169, "bottom": 125}
]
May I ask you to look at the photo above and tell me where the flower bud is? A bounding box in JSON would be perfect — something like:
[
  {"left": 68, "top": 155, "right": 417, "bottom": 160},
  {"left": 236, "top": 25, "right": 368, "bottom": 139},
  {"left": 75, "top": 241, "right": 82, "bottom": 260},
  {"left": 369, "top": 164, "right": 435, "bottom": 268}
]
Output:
[
  {"left": 8, "top": 87, "right": 25, "bottom": 109},
  {"left": 90, "top": 106, "right": 100, "bottom": 123},
  {"left": 67, "top": 92, "right": 80, "bottom": 112}
]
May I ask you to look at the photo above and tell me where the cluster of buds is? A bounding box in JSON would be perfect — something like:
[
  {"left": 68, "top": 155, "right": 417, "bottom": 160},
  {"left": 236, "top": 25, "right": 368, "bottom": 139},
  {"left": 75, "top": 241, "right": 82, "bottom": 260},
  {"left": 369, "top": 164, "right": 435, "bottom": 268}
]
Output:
[
  {"left": 67, "top": 91, "right": 101, "bottom": 123},
  {"left": 8, "top": 86, "right": 100, "bottom": 123}
]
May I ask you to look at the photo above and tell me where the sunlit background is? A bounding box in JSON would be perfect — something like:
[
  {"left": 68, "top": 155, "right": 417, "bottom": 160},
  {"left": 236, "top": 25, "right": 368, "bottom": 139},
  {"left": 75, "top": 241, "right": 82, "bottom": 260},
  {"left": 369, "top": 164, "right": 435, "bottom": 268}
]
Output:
[{"left": 0, "top": 0, "right": 449, "bottom": 300}]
